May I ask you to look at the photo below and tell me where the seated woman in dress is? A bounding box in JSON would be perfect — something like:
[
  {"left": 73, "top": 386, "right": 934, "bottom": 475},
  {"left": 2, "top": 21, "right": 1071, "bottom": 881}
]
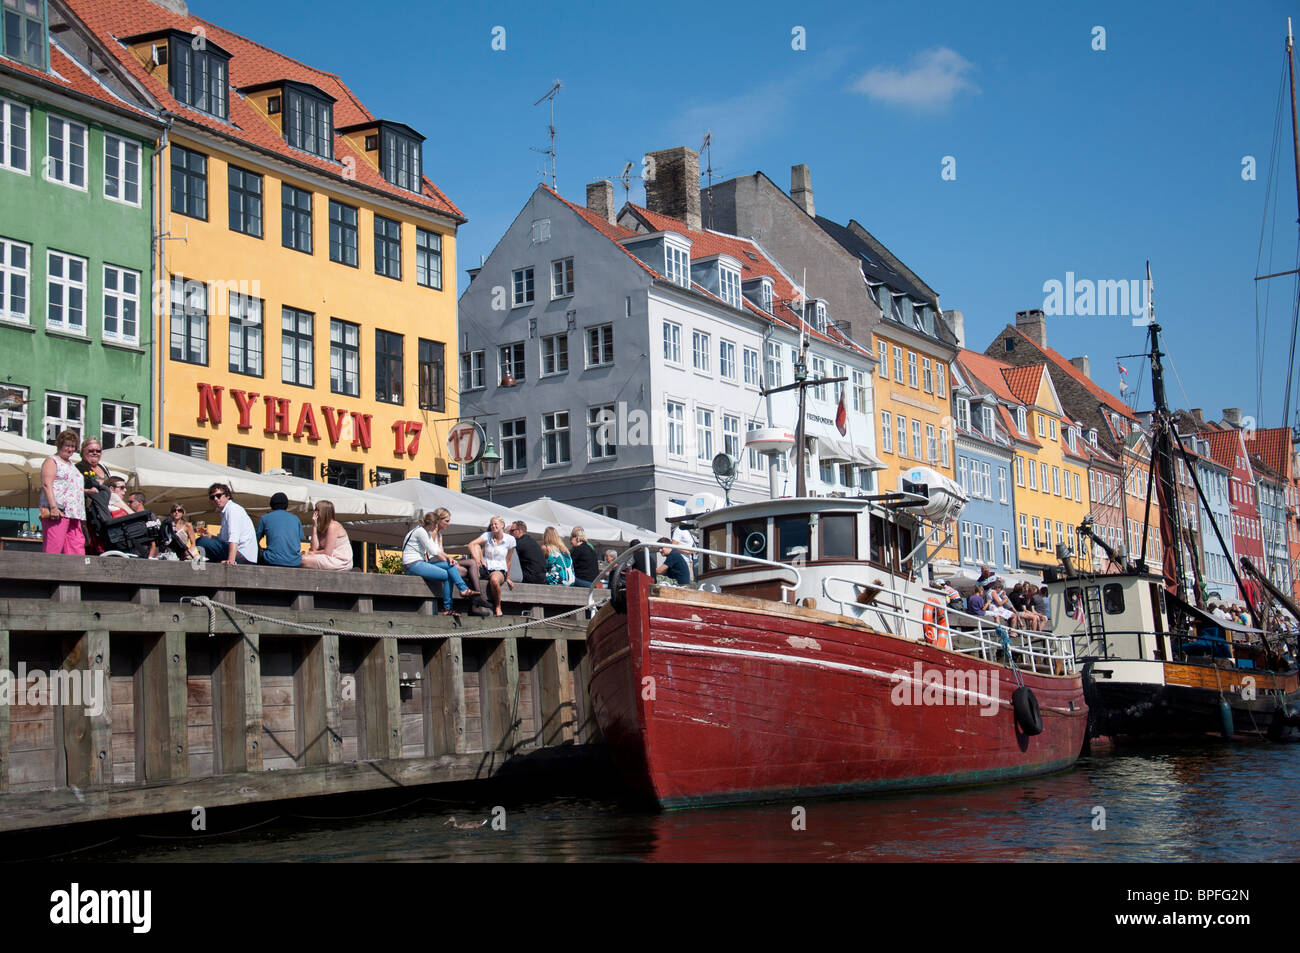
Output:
[
  {"left": 402, "top": 508, "right": 474, "bottom": 614},
  {"left": 300, "top": 500, "right": 353, "bottom": 571},
  {"left": 168, "top": 504, "right": 200, "bottom": 559}
]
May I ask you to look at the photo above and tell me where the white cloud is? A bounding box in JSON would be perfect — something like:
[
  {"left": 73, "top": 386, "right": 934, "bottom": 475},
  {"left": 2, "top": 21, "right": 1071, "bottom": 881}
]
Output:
[{"left": 852, "top": 47, "right": 978, "bottom": 110}]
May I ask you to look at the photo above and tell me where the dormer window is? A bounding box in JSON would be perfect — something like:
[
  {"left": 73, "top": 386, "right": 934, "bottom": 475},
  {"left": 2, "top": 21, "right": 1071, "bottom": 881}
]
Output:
[
  {"left": 170, "top": 33, "right": 231, "bottom": 120},
  {"left": 664, "top": 240, "right": 690, "bottom": 288},
  {"left": 283, "top": 83, "right": 334, "bottom": 159},
  {"left": 981, "top": 405, "right": 994, "bottom": 436},
  {"left": 1089, "top": 428, "right": 1098, "bottom": 447},
  {"left": 379, "top": 123, "right": 424, "bottom": 193},
  {"left": 811, "top": 301, "right": 828, "bottom": 333},
  {"left": 760, "top": 279, "right": 773, "bottom": 313},
  {"left": 1016, "top": 407, "right": 1028, "bottom": 435},
  {"left": 877, "top": 285, "right": 890, "bottom": 315},
  {"left": 956, "top": 397, "right": 970, "bottom": 432},
  {"left": 719, "top": 264, "right": 741, "bottom": 308},
  {"left": 3, "top": 0, "right": 45, "bottom": 70}
]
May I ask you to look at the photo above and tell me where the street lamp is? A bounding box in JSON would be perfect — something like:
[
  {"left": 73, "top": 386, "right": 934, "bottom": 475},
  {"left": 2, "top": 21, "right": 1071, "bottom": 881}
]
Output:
[{"left": 480, "top": 441, "right": 502, "bottom": 502}]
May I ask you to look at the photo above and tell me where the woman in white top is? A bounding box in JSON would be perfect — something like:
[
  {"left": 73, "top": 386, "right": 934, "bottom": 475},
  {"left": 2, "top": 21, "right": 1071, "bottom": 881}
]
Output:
[
  {"left": 469, "top": 516, "right": 516, "bottom": 616},
  {"left": 403, "top": 508, "right": 473, "bottom": 613},
  {"left": 40, "top": 429, "right": 87, "bottom": 555}
]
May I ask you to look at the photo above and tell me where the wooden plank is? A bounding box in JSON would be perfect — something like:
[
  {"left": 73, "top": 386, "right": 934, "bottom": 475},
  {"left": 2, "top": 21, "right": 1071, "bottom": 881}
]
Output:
[
  {"left": 165, "top": 631, "right": 188, "bottom": 778},
  {"left": 0, "top": 629, "right": 8, "bottom": 793},
  {"left": 358, "top": 638, "right": 401, "bottom": 760},
  {"left": 140, "top": 634, "right": 169, "bottom": 780},
  {"left": 482, "top": 637, "right": 520, "bottom": 755},
  {"left": 215, "top": 632, "right": 262, "bottom": 774},
  {"left": 86, "top": 630, "right": 112, "bottom": 787},
  {"left": 536, "top": 637, "right": 576, "bottom": 746},
  {"left": 300, "top": 635, "right": 342, "bottom": 767},
  {"left": 428, "top": 637, "right": 466, "bottom": 756}
]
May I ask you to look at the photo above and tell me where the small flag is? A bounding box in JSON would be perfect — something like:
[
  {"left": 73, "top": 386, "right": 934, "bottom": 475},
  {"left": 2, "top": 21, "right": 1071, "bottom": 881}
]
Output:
[
  {"left": 1117, "top": 362, "right": 1128, "bottom": 375},
  {"left": 1071, "top": 598, "right": 1086, "bottom": 625},
  {"left": 835, "top": 389, "right": 848, "bottom": 435},
  {"left": 1119, "top": 380, "right": 1128, "bottom": 394}
]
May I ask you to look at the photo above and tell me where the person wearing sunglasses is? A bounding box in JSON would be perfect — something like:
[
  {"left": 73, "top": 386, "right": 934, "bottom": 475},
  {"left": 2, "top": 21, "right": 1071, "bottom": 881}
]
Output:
[
  {"left": 167, "top": 504, "right": 200, "bottom": 559},
  {"left": 76, "top": 437, "right": 111, "bottom": 554},
  {"left": 196, "top": 483, "right": 257, "bottom": 564}
]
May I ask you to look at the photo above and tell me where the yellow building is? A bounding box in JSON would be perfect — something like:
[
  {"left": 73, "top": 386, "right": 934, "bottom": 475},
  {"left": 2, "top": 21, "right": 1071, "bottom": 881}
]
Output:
[{"left": 72, "top": 0, "right": 464, "bottom": 490}]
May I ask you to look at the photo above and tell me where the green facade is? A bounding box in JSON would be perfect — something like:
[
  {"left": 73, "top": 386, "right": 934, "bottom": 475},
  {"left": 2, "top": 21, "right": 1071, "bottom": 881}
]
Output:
[{"left": 0, "top": 82, "right": 156, "bottom": 450}]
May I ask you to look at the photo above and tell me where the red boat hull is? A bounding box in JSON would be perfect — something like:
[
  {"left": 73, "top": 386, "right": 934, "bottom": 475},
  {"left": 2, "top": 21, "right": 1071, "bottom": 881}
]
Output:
[{"left": 588, "top": 572, "right": 1088, "bottom": 809}]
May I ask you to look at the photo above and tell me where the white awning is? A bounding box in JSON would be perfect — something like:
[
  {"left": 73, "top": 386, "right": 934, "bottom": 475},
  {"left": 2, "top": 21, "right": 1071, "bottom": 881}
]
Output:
[{"left": 814, "top": 435, "right": 884, "bottom": 471}]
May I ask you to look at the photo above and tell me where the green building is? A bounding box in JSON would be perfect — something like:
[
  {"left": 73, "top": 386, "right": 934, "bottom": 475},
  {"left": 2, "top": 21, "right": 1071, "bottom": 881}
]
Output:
[{"left": 0, "top": 0, "right": 162, "bottom": 529}]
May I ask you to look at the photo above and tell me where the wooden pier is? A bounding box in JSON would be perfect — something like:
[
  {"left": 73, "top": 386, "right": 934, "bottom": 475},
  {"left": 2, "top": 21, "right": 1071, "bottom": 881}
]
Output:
[{"left": 0, "top": 552, "right": 604, "bottom": 834}]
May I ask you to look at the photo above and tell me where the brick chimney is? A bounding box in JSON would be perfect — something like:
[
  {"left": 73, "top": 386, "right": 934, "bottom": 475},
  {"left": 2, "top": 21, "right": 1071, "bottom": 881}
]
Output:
[
  {"left": 586, "top": 179, "right": 615, "bottom": 225},
  {"left": 791, "top": 164, "right": 814, "bottom": 217},
  {"left": 1223, "top": 407, "right": 1242, "bottom": 428},
  {"left": 645, "top": 147, "right": 701, "bottom": 231},
  {"left": 148, "top": 0, "right": 189, "bottom": 13},
  {"left": 1189, "top": 408, "right": 1205, "bottom": 427},
  {"left": 943, "top": 309, "right": 964, "bottom": 348},
  {"left": 1069, "top": 355, "right": 1090, "bottom": 380},
  {"left": 1015, "top": 309, "right": 1047, "bottom": 348}
]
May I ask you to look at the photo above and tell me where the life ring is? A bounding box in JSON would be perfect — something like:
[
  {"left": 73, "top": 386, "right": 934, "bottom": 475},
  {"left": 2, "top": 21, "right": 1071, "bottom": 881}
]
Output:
[
  {"left": 922, "top": 597, "right": 949, "bottom": 649},
  {"left": 1012, "top": 686, "right": 1043, "bottom": 736}
]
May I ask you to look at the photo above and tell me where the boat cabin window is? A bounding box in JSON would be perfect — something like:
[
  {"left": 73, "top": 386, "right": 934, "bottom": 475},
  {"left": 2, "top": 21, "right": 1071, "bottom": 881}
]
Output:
[
  {"left": 895, "top": 524, "right": 914, "bottom": 575},
  {"left": 1065, "top": 587, "right": 1083, "bottom": 619},
  {"left": 775, "top": 515, "right": 810, "bottom": 562},
  {"left": 869, "top": 513, "right": 889, "bottom": 567},
  {"left": 705, "top": 525, "right": 726, "bottom": 571},
  {"left": 1103, "top": 583, "right": 1125, "bottom": 614},
  {"left": 733, "top": 518, "right": 768, "bottom": 562},
  {"left": 819, "top": 513, "right": 856, "bottom": 559}
]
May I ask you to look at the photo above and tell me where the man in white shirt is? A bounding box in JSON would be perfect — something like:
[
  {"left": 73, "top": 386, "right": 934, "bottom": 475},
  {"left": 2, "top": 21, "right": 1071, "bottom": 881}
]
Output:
[
  {"left": 670, "top": 524, "right": 695, "bottom": 580},
  {"left": 197, "top": 483, "right": 258, "bottom": 565}
]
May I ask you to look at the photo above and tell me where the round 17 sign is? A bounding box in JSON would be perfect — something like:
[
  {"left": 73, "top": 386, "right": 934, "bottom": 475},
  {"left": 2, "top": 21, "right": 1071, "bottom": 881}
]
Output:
[{"left": 446, "top": 420, "right": 486, "bottom": 464}]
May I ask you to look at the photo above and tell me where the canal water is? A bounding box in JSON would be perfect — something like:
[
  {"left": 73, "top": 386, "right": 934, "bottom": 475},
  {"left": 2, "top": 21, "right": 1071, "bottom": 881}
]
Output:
[{"left": 49, "top": 741, "right": 1300, "bottom": 862}]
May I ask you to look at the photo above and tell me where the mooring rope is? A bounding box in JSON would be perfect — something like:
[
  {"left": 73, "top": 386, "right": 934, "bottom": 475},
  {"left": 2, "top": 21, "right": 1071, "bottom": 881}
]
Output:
[{"left": 179, "top": 595, "right": 592, "bottom": 640}]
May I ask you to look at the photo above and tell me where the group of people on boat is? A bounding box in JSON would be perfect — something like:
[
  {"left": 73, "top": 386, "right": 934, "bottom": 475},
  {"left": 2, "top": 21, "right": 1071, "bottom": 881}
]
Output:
[{"left": 944, "top": 567, "right": 1052, "bottom": 632}]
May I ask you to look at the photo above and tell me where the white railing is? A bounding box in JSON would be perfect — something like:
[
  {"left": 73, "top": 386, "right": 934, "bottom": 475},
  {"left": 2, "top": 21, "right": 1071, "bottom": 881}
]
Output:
[
  {"left": 588, "top": 542, "right": 802, "bottom": 611},
  {"left": 820, "top": 574, "right": 1077, "bottom": 675}
]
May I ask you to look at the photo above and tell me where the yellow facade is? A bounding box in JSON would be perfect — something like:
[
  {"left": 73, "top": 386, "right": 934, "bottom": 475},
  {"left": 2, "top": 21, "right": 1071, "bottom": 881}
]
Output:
[
  {"left": 155, "top": 129, "right": 460, "bottom": 491},
  {"left": 871, "top": 329, "right": 959, "bottom": 562},
  {"left": 1009, "top": 377, "right": 1090, "bottom": 569}
]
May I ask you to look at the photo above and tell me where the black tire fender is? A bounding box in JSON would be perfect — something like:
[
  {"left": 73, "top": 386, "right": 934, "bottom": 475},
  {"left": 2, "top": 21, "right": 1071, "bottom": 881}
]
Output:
[
  {"left": 610, "top": 565, "right": 627, "bottom": 614},
  {"left": 1013, "top": 686, "right": 1043, "bottom": 736}
]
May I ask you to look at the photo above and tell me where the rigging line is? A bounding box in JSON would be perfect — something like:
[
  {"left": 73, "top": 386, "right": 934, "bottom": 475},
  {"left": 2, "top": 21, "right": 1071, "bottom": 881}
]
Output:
[
  {"left": 1256, "top": 53, "right": 1290, "bottom": 420},
  {"left": 1283, "top": 242, "right": 1300, "bottom": 429}
]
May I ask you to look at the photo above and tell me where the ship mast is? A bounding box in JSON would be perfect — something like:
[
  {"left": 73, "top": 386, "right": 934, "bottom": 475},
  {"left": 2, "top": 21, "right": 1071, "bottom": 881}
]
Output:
[{"left": 1145, "top": 313, "right": 1191, "bottom": 613}]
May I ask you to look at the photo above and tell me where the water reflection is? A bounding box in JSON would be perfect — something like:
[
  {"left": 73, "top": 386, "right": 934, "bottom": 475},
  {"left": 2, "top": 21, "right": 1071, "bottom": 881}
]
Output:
[{"left": 62, "top": 744, "right": 1300, "bottom": 863}]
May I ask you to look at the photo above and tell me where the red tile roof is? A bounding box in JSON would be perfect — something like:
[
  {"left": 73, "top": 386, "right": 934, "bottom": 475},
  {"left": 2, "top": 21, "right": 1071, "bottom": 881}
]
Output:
[
  {"left": 999, "top": 325, "right": 1137, "bottom": 421},
  {"left": 542, "top": 187, "right": 658, "bottom": 280},
  {"left": 1001, "top": 364, "right": 1043, "bottom": 407},
  {"left": 63, "top": 0, "right": 462, "bottom": 220},
  {"left": 621, "top": 204, "right": 866, "bottom": 354},
  {"left": 954, "top": 349, "right": 1042, "bottom": 448},
  {"left": 1199, "top": 429, "right": 1243, "bottom": 471},
  {"left": 1243, "top": 426, "right": 1293, "bottom": 479},
  {"left": 1, "top": 41, "right": 157, "bottom": 121}
]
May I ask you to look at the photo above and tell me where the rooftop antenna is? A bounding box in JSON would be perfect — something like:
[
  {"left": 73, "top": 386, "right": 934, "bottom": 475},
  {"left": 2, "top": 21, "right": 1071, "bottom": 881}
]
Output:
[
  {"left": 531, "top": 80, "right": 562, "bottom": 189},
  {"left": 700, "top": 131, "right": 714, "bottom": 229},
  {"left": 617, "top": 161, "right": 634, "bottom": 205}
]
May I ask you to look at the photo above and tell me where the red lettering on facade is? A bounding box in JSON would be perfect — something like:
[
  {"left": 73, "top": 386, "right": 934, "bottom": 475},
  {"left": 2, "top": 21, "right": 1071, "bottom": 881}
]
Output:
[
  {"left": 322, "top": 406, "right": 346, "bottom": 444},
  {"left": 197, "top": 383, "right": 224, "bottom": 425},
  {"left": 231, "top": 389, "right": 260, "bottom": 430},
  {"left": 263, "top": 396, "right": 291, "bottom": 436},
  {"left": 405, "top": 422, "right": 423, "bottom": 457},
  {"left": 392, "top": 420, "right": 406, "bottom": 455},
  {"left": 295, "top": 403, "right": 320, "bottom": 441},
  {"left": 351, "top": 412, "right": 372, "bottom": 450}
]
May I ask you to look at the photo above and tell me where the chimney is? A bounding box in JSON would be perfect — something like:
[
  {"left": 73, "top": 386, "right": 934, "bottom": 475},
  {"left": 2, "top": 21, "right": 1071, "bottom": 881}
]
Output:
[
  {"left": 1223, "top": 407, "right": 1242, "bottom": 429},
  {"left": 1189, "top": 408, "right": 1205, "bottom": 427},
  {"left": 586, "top": 179, "right": 615, "bottom": 225},
  {"left": 1015, "top": 308, "right": 1047, "bottom": 348},
  {"left": 1069, "top": 355, "right": 1090, "bottom": 380},
  {"left": 791, "top": 164, "right": 814, "bottom": 217},
  {"left": 943, "top": 309, "right": 964, "bottom": 348},
  {"left": 645, "top": 147, "right": 700, "bottom": 231},
  {"left": 148, "top": 0, "right": 189, "bottom": 13}
]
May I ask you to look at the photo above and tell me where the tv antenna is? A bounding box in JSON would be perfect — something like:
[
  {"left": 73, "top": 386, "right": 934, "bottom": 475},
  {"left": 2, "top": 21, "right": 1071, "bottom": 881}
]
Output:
[
  {"left": 617, "top": 161, "right": 634, "bottom": 204},
  {"left": 700, "top": 131, "right": 714, "bottom": 229},
  {"left": 531, "top": 80, "right": 562, "bottom": 188}
]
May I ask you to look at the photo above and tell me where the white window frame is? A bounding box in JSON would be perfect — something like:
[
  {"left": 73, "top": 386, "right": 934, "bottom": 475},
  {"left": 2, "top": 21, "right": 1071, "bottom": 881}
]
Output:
[
  {"left": 743, "top": 347, "right": 760, "bottom": 387},
  {"left": 999, "top": 467, "right": 1008, "bottom": 503},
  {"left": 461, "top": 349, "right": 485, "bottom": 391},
  {"left": 511, "top": 267, "right": 534, "bottom": 307},
  {"left": 936, "top": 363, "right": 946, "bottom": 398},
  {"left": 956, "top": 397, "right": 970, "bottom": 432},
  {"left": 665, "top": 243, "right": 691, "bottom": 288},
  {"left": 981, "top": 405, "right": 995, "bottom": 436},
  {"left": 926, "top": 424, "right": 937, "bottom": 463},
  {"left": 692, "top": 330, "right": 711, "bottom": 374},
  {"left": 1019, "top": 513, "right": 1028, "bottom": 548},
  {"left": 893, "top": 345, "right": 903, "bottom": 383},
  {"left": 878, "top": 340, "right": 888, "bottom": 377},
  {"left": 101, "top": 263, "right": 140, "bottom": 345},
  {"left": 811, "top": 355, "right": 827, "bottom": 401},
  {"left": 542, "top": 410, "right": 571, "bottom": 467},
  {"left": 907, "top": 351, "right": 918, "bottom": 388},
  {"left": 719, "top": 339, "right": 737, "bottom": 381},
  {"left": 100, "top": 399, "right": 138, "bottom": 448},
  {"left": 500, "top": 417, "right": 527, "bottom": 472},
  {"left": 585, "top": 324, "right": 613, "bottom": 369},
  {"left": 0, "top": 236, "right": 30, "bottom": 325},
  {"left": 551, "top": 257, "right": 574, "bottom": 299},
  {"left": 852, "top": 369, "right": 866, "bottom": 412},
  {"left": 1028, "top": 458, "right": 1038, "bottom": 490},
  {"left": 1002, "top": 530, "right": 1012, "bottom": 568},
  {"left": 1015, "top": 455, "right": 1024, "bottom": 486},
  {"left": 43, "top": 391, "right": 85, "bottom": 443},
  {"left": 588, "top": 405, "right": 616, "bottom": 461},
  {"left": 922, "top": 357, "right": 932, "bottom": 393},
  {"left": 45, "top": 116, "right": 87, "bottom": 191},
  {"left": 46, "top": 250, "right": 87, "bottom": 334},
  {"left": 695, "top": 406, "right": 714, "bottom": 461},
  {"left": 719, "top": 267, "right": 741, "bottom": 307},
  {"left": 1017, "top": 407, "right": 1028, "bottom": 435},
  {"left": 911, "top": 419, "right": 922, "bottom": 460},
  {"left": 665, "top": 399, "right": 685, "bottom": 457},
  {"left": 663, "top": 321, "right": 682, "bottom": 365},
  {"left": 896, "top": 415, "right": 907, "bottom": 459},
  {"left": 0, "top": 383, "right": 27, "bottom": 435},
  {"left": 722, "top": 414, "right": 740, "bottom": 460},
  {"left": 103, "top": 134, "right": 141, "bottom": 207},
  {"left": 0, "top": 96, "right": 30, "bottom": 175},
  {"left": 880, "top": 411, "right": 893, "bottom": 453},
  {"left": 541, "top": 333, "right": 569, "bottom": 376}
]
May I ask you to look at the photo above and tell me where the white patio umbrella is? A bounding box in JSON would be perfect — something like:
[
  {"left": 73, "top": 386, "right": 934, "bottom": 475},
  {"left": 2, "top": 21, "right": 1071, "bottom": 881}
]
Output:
[
  {"left": 350, "top": 478, "right": 534, "bottom": 547},
  {"left": 511, "top": 496, "right": 656, "bottom": 544},
  {"left": 0, "top": 431, "right": 95, "bottom": 506}
]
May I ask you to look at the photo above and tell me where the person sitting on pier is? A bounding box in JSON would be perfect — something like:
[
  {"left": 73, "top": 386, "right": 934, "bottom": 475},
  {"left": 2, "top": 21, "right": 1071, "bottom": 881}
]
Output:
[
  {"left": 126, "top": 492, "right": 159, "bottom": 558},
  {"left": 469, "top": 516, "right": 515, "bottom": 617},
  {"left": 198, "top": 484, "right": 258, "bottom": 565},
  {"left": 986, "top": 579, "right": 1024, "bottom": 629},
  {"left": 167, "top": 504, "right": 199, "bottom": 560},
  {"left": 569, "top": 526, "right": 599, "bottom": 588},
  {"left": 401, "top": 509, "right": 474, "bottom": 613},
  {"left": 541, "top": 526, "right": 575, "bottom": 585},
  {"left": 508, "top": 520, "right": 547, "bottom": 585},
  {"left": 300, "top": 500, "right": 353, "bottom": 571},
  {"left": 256, "top": 492, "right": 303, "bottom": 567},
  {"left": 655, "top": 538, "right": 692, "bottom": 586},
  {"left": 1010, "top": 583, "right": 1044, "bottom": 630}
]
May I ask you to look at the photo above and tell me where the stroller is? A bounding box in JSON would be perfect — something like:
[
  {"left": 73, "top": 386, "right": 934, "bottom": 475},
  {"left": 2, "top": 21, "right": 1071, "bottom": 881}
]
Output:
[{"left": 85, "top": 494, "right": 189, "bottom": 559}]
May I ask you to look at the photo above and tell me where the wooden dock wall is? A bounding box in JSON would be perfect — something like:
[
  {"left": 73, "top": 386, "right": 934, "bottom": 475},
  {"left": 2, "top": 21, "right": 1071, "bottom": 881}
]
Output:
[{"left": 0, "top": 553, "right": 604, "bottom": 834}]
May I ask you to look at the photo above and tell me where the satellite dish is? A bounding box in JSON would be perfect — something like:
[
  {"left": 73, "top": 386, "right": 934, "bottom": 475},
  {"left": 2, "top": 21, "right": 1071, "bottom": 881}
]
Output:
[{"left": 711, "top": 453, "right": 738, "bottom": 505}]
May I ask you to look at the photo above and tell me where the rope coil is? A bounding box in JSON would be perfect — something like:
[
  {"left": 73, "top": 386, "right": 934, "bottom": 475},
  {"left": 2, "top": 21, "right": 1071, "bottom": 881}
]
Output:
[{"left": 179, "top": 595, "right": 592, "bottom": 641}]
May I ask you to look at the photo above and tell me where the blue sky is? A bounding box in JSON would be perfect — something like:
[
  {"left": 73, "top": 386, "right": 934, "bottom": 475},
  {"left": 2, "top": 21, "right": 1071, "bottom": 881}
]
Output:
[{"left": 206, "top": 0, "right": 1300, "bottom": 429}]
